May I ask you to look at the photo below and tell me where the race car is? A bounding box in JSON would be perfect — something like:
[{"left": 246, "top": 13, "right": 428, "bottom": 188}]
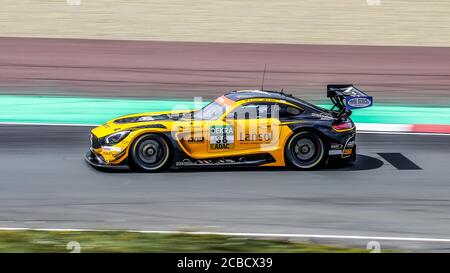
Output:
[{"left": 85, "top": 85, "right": 373, "bottom": 171}]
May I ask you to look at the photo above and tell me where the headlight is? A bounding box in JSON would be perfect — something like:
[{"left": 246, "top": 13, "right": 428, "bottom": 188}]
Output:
[{"left": 102, "top": 131, "right": 131, "bottom": 146}]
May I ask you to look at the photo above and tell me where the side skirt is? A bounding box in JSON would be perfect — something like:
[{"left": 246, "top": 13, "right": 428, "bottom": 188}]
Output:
[{"left": 171, "top": 154, "right": 276, "bottom": 169}]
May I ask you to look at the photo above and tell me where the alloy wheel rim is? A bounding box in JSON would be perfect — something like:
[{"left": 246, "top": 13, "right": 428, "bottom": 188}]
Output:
[
  {"left": 138, "top": 139, "right": 164, "bottom": 165},
  {"left": 293, "top": 138, "right": 318, "bottom": 162}
]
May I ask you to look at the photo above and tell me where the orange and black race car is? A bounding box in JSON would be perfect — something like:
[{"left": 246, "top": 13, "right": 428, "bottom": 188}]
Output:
[{"left": 85, "top": 85, "right": 373, "bottom": 171}]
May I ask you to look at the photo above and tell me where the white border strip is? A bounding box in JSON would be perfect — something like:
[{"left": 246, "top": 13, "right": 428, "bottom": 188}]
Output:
[
  {"left": 1, "top": 227, "right": 450, "bottom": 243},
  {"left": 354, "top": 123, "right": 412, "bottom": 132}
]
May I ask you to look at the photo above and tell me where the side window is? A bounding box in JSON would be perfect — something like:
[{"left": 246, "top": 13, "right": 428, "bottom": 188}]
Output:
[
  {"left": 226, "top": 102, "right": 302, "bottom": 120},
  {"left": 226, "top": 103, "right": 274, "bottom": 120},
  {"left": 278, "top": 104, "right": 303, "bottom": 118}
]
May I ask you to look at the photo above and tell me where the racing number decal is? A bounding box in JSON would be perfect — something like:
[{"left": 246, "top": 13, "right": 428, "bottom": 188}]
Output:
[{"left": 210, "top": 125, "right": 234, "bottom": 150}]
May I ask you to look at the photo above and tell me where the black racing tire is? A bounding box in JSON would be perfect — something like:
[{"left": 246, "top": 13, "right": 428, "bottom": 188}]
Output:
[
  {"left": 130, "top": 134, "right": 171, "bottom": 172},
  {"left": 285, "top": 131, "right": 326, "bottom": 170}
]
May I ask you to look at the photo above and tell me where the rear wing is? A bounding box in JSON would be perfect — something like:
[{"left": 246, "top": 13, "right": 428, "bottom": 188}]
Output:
[{"left": 327, "top": 84, "right": 373, "bottom": 119}]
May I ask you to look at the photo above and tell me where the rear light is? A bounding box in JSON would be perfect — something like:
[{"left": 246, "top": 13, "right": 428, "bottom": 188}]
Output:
[{"left": 332, "top": 121, "right": 354, "bottom": 131}]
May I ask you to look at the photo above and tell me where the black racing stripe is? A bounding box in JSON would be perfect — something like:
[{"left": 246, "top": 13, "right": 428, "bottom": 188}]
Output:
[{"left": 378, "top": 153, "right": 422, "bottom": 170}]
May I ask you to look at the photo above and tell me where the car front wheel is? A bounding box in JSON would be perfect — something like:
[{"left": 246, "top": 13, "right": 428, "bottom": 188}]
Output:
[{"left": 130, "top": 134, "right": 171, "bottom": 172}]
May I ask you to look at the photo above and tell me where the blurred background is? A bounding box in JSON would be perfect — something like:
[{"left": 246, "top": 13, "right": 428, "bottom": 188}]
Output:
[
  {"left": 2, "top": 0, "right": 450, "bottom": 45},
  {"left": 1, "top": 0, "right": 450, "bottom": 106}
]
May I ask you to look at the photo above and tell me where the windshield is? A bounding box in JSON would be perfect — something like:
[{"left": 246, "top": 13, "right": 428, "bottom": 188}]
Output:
[{"left": 192, "top": 101, "right": 227, "bottom": 120}]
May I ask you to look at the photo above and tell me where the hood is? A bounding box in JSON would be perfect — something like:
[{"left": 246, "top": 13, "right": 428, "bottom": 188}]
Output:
[
  {"left": 92, "top": 110, "right": 193, "bottom": 138},
  {"left": 112, "top": 110, "right": 193, "bottom": 124}
]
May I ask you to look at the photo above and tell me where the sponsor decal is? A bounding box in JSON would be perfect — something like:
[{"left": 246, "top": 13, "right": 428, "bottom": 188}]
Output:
[
  {"left": 343, "top": 149, "right": 353, "bottom": 155},
  {"left": 239, "top": 132, "right": 273, "bottom": 143},
  {"left": 329, "top": 150, "right": 343, "bottom": 155},
  {"left": 176, "top": 158, "right": 237, "bottom": 166},
  {"left": 187, "top": 136, "right": 205, "bottom": 143},
  {"left": 346, "top": 140, "right": 355, "bottom": 148},
  {"left": 330, "top": 143, "right": 344, "bottom": 155},
  {"left": 330, "top": 143, "right": 343, "bottom": 150},
  {"left": 210, "top": 125, "right": 234, "bottom": 150},
  {"left": 210, "top": 143, "right": 233, "bottom": 150},
  {"left": 345, "top": 96, "right": 373, "bottom": 110},
  {"left": 311, "top": 113, "right": 334, "bottom": 120}
]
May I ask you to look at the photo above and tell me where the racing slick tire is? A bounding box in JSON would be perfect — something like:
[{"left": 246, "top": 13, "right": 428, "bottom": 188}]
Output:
[
  {"left": 285, "top": 131, "right": 326, "bottom": 170},
  {"left": 130, "top": 134, "right": 171, "bottom": 172}
]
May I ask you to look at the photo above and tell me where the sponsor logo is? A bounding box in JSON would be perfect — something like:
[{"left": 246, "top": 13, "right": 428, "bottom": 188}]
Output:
[
  {"left": 210, "top": 125, "right": 234, "bottom": 150},
  {"left": 330, "top": 143, "right": 343, "bottom": 150},
  {"left": 346, "top": 96, "right": 373, "bottom": 109},
  {"left": 329, "top": 150, "right": 343, "bottom": 155},
  {"left": 311, "top": 113, "right": 334, "bottom": 120},
  {"left": 239, "top": 132, "right": 273, "bottom": 143},
  {"left": 187, "top": 136, "right": 205, "bottom": 143},
  {"left": 346, "top": 140, "right": 355, "bottom": 148},
  {"left": 210, "top": 126, "right": 234, "bottom": 135},
  {"left": 330, "top": 143, "right": 345, "bottom": 156},
  {"left": 343, "top": 149, "right": 353, "bottom": 155},
  {"left": 210, "top": 143, "right": 233, "bottom": 150},
  {"left": 176, "top": 158, "right": 237, "bottom": 166}
]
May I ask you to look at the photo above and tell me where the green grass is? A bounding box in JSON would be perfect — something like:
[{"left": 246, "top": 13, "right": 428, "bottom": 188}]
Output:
[{"left": 0, "top": 230, "right": 373, "bottom": 253}]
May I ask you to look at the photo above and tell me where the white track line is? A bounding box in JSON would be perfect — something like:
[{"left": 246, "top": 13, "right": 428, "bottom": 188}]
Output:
[
  {"left": 355, "top": 123, "right": 411, "bottom": 132},
  {"left": 1, "top": 227, "right": 450, "bottom": 243}
]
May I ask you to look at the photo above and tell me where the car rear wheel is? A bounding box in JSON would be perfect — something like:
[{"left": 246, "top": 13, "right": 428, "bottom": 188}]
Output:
[
  {"left": 130, "top": 134, "right": 170, "bottom": 172},
  {"left": 285, "top": 131, "right": 326, "bottom": 169}
]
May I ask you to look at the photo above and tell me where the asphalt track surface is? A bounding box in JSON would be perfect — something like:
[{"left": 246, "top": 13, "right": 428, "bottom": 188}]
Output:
[
  {"left": 1, "top": 36, "right": 450, "bottom": 251},
  {"left": 1, "top": 37, "right": 450, "bottom": 105},
  {"left": 1, "top": 125, "right": 450, "bottom": 251}
]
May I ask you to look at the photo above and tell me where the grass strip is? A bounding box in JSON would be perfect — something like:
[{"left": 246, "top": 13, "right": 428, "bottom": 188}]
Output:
[{"left": 0, "top": 230, "right": 374, "bottom": 253}]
